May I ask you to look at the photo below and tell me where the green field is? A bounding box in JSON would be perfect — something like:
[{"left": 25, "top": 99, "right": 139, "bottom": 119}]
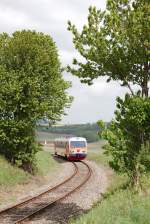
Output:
[
  {"left": 37, "top": 123, "right": 100, "bottom": 142},
  {"left": 36, "top": 131, "right": 71, "bottom": 142},
  {"left": 87, "top": 140, "right": 109, "bottom": 166}
]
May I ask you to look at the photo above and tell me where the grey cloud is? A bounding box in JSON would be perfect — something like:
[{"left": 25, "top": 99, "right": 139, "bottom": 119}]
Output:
[
  {"left": 62, "top": 89, "right": 123, "bottom": 124},
  {"left": 0, "top": 0, "right": 106, "bottom": 49},
  {"left": 62, "top": 74, "right": 128, "bottom": 123},
  {"left": 0, "top": 0, "right": 128, "bottom": 123}
]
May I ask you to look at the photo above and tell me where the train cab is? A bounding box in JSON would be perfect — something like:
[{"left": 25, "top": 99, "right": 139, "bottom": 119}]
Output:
[{"left": 54, "top": 137, "right": 87, "bottom": 161}]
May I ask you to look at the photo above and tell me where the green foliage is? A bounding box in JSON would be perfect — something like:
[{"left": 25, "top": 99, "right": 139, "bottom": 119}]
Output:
[
  {"left": 68, "top": 0, "right": 150, "bottom": 189},
  {"left": 0, "top": 30, "right": 72, "bottom": 170},
  {"left": 99, "top": 95, "right": 150, "bottom": 187},
  {"left": 67, "top": 0, "right": 150, "bottom": 97},
  {"left": 140, "top": 142, "right": 150, "bottom": 172}
]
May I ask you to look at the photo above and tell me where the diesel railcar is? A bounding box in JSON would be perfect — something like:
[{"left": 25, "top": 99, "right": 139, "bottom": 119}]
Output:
[{"left": 54, "top": 137, "right": 87, "bottom": 161}]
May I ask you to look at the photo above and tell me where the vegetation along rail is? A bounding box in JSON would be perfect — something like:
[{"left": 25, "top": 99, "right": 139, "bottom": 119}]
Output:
[{"left": 0, "top": 160, "right": 92, "bottom": 224}]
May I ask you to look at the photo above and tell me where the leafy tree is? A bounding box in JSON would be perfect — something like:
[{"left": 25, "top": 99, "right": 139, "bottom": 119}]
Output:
[
  {"left": 67, "top": 0, "right": 150, "bottom": 97},
  {"left": 98, "top": 95, "right": 150, "bottom": 190},
  {"left": 68, "top": 0, "right": 150, "bottom": 188},
  {"left": 0, "top": 30, "right": 72, "bottom": 172}
]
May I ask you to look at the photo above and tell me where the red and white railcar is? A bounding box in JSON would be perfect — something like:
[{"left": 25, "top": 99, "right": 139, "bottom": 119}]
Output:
[{"left": 54, "top": 137, "right": 87, "bottom": 161}]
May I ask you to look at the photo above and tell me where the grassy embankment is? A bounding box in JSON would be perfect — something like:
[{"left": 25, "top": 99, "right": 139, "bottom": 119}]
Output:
[
  {"left": 71, "top": 141, "right": 150, "bottom": 224},
  {"left": 0, "top": 132, "right": 60, "bottom": 203},
  {"left": 0, "top": 143, "right": 59, "bottom": 206},
  {"left": 0, "top": 150, "right": 58, "bottom": 186},
  {"left": 0, "top": 132, "right": 58, "bottom": 187}
]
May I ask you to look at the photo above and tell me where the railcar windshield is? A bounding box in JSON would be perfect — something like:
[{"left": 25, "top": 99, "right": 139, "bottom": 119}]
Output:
[{"left": 70, "top": 141, "right": 86, "bottom": 148}]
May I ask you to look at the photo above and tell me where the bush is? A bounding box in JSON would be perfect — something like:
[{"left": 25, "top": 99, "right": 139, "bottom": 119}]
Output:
[{"left": 98, "top": 95, "right": 150, "bottom": 189}]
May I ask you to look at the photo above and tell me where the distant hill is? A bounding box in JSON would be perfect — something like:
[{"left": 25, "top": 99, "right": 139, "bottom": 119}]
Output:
[{"left": 37, "top": 123, "right": 102, "bottom": 143}]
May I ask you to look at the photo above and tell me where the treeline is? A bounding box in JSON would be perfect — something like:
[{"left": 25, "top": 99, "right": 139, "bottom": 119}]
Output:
[{"left": 37, "top": 123, "right": 105, "bottom": 142}]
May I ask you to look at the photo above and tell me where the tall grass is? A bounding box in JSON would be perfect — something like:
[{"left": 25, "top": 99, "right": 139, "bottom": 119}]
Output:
[
  {"left": 87, "top": 141, "right": 109, "bottom": 166},
  {"left": 0, "top": 151, "right": 59, "bottom": 187},
  {"left": 35, "top": 151, "right": 59, "bottom": 175},
  {"left": 0, "top": 156, "right": 29, "bottom": 187},
  {"left": 71, "top": 189, "right": 150, "bottom": 224}
]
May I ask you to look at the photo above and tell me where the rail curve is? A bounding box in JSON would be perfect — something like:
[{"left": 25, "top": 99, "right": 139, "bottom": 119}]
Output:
[{"left": 0, "top": 160, "right": 92, "bottom": 224}]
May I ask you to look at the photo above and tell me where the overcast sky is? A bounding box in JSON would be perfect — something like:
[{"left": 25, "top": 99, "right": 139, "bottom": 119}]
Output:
[{"left": 0, "top": 0, "right": 129, "bottom": 124}]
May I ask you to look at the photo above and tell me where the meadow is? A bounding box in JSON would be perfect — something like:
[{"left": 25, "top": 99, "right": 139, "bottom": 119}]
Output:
[
  {"left": 87, "top": 140, "right": 109, "bottom": 166},
  {"left": 36, "top": 131, "right": 65, "bottom": 142},
  {"left": 0, "top": 150, "right": 59, "bottom": 187}
]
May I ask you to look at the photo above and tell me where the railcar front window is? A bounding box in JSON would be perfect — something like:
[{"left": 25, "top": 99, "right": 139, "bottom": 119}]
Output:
[{"left": 70, "top": 141, "right": 86, "bottom": 148}]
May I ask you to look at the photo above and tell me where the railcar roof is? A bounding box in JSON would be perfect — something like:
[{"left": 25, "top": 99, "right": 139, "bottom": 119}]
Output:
[{"left": 54, "top": 137, "right": 86, "bottom": 142}]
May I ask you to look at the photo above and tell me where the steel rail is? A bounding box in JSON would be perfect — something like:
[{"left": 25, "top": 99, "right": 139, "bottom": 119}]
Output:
[
  {"left": 0, "top": 160, "right": 78, "bottom": 216},
  {"left": 15, "top": 161, "right": 92, "bottom": 224}
]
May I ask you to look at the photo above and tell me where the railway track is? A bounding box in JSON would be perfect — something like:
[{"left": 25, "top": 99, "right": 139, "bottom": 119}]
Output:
[{"left": 0, "top": 160, "right": 92, "bottom": 224}]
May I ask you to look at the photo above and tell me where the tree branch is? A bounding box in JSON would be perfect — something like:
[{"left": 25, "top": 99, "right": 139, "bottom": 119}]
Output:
[{"left": 126, "top": 82, "right": 135, "bottom": 96}]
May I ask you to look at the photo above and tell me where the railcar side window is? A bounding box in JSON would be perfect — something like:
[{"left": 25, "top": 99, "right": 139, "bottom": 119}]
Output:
[{"left": 70, "top": 141, "right": 86, "bottom": 148}]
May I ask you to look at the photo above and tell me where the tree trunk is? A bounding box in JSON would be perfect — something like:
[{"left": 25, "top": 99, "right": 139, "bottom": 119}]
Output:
[
  {"left": 132, "top": 163, "right": 142, "bottom": 193},
  {"left": 142, "top": 83, "right": 149, "bottom": 98},
  {"left": 142, "top": 62, "right": 149, "bottom": 97},
  {"left": 21, "top": 161, "right": 35, "bottom": 174}
]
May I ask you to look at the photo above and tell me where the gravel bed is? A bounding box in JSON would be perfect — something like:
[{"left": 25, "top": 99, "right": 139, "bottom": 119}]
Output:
[
  {"left": 64, "top": 160, "right": 108, "bottom": 209},
  {"left": 27, "top": 160, "right": 110, "bottom": 224}
]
